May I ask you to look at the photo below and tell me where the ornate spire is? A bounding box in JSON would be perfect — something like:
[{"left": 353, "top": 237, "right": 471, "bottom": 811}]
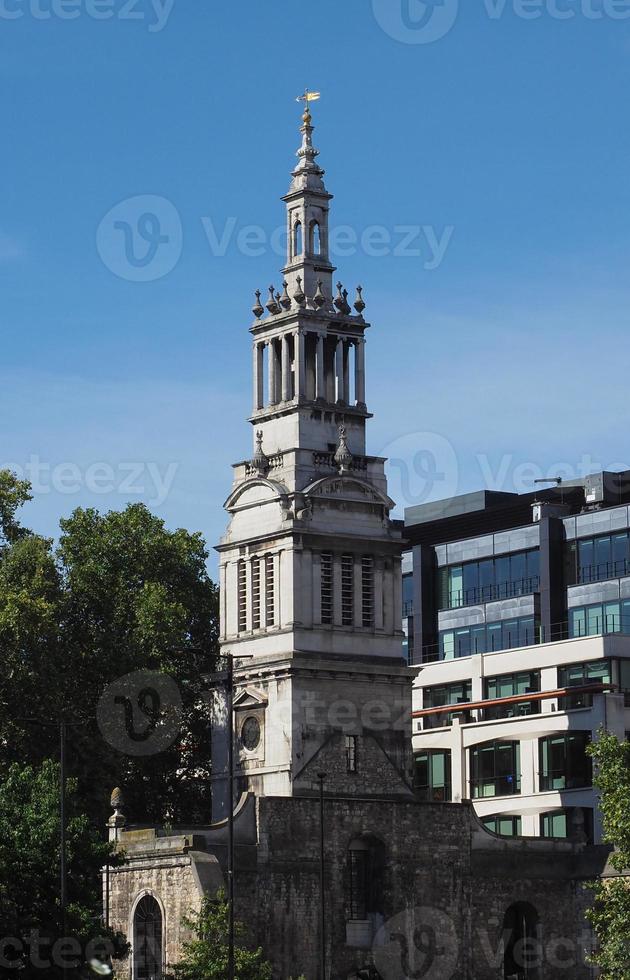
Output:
[{"left": 292, "top": 90, "right": 326, "bottom": 194}]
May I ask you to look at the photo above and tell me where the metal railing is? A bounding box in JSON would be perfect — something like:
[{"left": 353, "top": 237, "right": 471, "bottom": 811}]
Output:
[
  {"left": 579, "top": 558, "right": 630, "bottom": 585},
  {"left": 443, "top": 576, "right": 540, "bottom": 611}
]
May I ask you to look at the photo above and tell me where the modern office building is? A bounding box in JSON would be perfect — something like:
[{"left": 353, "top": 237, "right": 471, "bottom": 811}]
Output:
[{"left": 405, "top": 472, "right": 630, "bottom": 842}]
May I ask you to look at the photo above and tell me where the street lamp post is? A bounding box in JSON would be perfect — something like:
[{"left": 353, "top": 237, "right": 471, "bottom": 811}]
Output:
[
  {"left": 317, "top": 772, "right": 327, "bottom": 980},
  {"left": 227, "top": 654, "right": 235, "bottom": 980},
  {"left": 205, "top": 652, "right": 253, "bottom": 980}
]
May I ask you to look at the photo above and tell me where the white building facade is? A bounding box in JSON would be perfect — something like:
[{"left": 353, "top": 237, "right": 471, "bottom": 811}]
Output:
[{"left": 406, "top": 480, "right": 630, "bottom": 844}]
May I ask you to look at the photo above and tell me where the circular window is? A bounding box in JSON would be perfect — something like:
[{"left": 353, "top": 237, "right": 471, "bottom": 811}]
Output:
[{"left": 241, "top": 716, "right": 261, "bottom": 751}]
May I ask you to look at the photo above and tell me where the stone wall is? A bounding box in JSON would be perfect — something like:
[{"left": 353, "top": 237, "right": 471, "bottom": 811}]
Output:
[
  {"left": 108, "top": 833, "right": 221, "bottom": 978},
  {"left": 108, "top": 796, "right": 602, "bottom": 980}
]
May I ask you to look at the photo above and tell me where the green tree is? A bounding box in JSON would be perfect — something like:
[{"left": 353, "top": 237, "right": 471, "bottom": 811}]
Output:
[
  {"left": 586, "top": 730, "right": 630, "bottom": 977},
  {"left": 0, "top": 759, "right": 127, "bottom": 978},
  {"left": 166, "top": 893, "right": 273, "bottom": 980},
  {"left": 0, "top": 471, "right": 220, "bottom": 826}
]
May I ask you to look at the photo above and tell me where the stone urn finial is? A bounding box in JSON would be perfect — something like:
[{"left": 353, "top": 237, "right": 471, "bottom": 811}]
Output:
[{"left": 334, "top": 424, "right": 353, "bottom": 474}]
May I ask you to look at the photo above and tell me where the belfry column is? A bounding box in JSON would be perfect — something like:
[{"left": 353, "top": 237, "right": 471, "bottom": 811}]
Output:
[
  {"left": 355, "top": 338, "right": 366, "bottom": 407},
  {"left": 281, "top": 335, "right": 292, "bottom": 401},
  {"left": 268, "top": 340, "right": 277, "bottom": 405},
  {"left": 315, "top": 334, "right": 325, "bottom": 400},
  {"left": 253, "top": 342, "right": 264, "bottom": 411},
  {"left": 295, "top": 330, "right": 306, "bottom": 400},
  {"left": 335, "top": 338, "right": 344, "bottom": 403}
]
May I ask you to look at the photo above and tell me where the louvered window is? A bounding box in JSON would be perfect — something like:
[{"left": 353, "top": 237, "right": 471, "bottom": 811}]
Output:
[
  {"left": 362, "top": 556, "right": 374, "bottom": 628},
  {"left": 252, "top": 557, "right": 261, "bottom": 630},
  {"left": 265, "top": 554, "right": 275, "bottom": 627},
  {"left": 321, "top": 552, "right": 333, "bottom": 625},
  {"left": 342, "top": 554, "right": 354, "bottom": 627},
  {"left": 237, "top": 561, "right": 247, "bottom": 634}
]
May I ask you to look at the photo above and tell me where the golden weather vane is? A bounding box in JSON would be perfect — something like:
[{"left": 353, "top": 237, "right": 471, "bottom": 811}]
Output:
[
  {"left": 296, "top": 89, "right": 321, "bottom": 106},
  {"left": 297, "top": 89, "right": 321, "bottom": 124}
]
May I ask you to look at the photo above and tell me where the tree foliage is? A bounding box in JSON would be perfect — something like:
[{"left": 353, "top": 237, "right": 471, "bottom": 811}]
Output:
[
  {"left": 166, "top": 893, "right": 273, "bottom": 980},
  {"left": 0, "top": 759, "right": 127, "bottom": 978},
  {"left": 0, "top": 470, "right": 220, "bottom": 826},
  {"left": 586, "top": 730, "right": 630, "bottom": 977}
]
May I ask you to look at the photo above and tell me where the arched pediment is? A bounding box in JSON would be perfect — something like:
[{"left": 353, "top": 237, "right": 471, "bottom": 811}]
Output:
[
  {"left": 302, "top": 474, "right": 395, "bottom": 511},
  {"left": 224, "top": 477, "right": 289, "bottom": 514}
]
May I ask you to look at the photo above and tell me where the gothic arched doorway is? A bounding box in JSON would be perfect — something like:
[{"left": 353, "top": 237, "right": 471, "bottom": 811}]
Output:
[
  {"left": 503, "top": 902, "right": 540, "bottom": 980},
  {"left": 133, "top": 895, "right": 163, "bottom": 980}
]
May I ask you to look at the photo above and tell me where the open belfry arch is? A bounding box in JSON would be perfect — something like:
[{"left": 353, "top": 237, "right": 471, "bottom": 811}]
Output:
[{"left": 214, "top": 95, "right": 412, "bottom": 808}]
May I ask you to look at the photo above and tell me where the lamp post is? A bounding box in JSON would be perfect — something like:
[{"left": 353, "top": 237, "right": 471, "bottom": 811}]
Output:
[
  {"left": 204, "top": 652, "right": 253, "bottom": 980},
  {"left": 317, "top": 772, "right": 327, "bottom": 980}
]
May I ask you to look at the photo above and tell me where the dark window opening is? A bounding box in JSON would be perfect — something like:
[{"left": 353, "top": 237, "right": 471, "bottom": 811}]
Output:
[
  {"left": 470, "top": 740, "right": 521, "bottom": 799},
  {"left": 539, "top": 732, "right": 592, "bottom": 791},
  {"left": 484, "top": 671, "right": 540, "bottom": 720},
  {"left": 133, "top": 895, "right": 163, "bottom": 980},
  {"left": 482, "top": 814, "right": 522, "bottom": 837},
  {"left": 503, "top": 903, "right": 540, "bottom": 980},
  {"left": 414, "top": 750, "right": 452, "bottom": 802}
]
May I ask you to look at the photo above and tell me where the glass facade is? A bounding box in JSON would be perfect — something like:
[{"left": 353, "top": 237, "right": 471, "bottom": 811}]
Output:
[
  {"left": 482, "top": 814, "right": 522, "bottom": 837},
  {"left": 470, "top": 740, "right": 521, "bottom": 799},
  {"left": 483, "top": 671, "right": 540, "bottom": 720},
  {"left": 438, "top": 550, "right": 540, "bottom": 610},
  {"left": 572, "top": 531, "right": 630, "bottom": 585},
  {"left": 414, "top": 750, "right": 452, "bottom": 802},
  {"left": 440, "top": 615, "right": 538, "bottom": 660},
  {"left": 539, "top": 732, "right": 592, "bottom": 791},
  {"left": 540, "top": 807, "right": 593, "bottom": 843},
  {"left": 402, "top": 573, "right": 413, "bottom": 617},
  {"left": 422, "top": 681, "right": 472, "bottom": 729},
  {"left": 558, "top": 660, "right": 611, "bottom": 709},
  {"left": 569, "top": 599, "right": 630, "bottom": 639}
]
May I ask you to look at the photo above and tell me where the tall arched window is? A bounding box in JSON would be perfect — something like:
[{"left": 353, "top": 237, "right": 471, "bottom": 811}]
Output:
[
  {"left": 310, "top": 220, "right": 321, "bottom": 255},
  {"left": 503, "top": 902, "right": 540, "bottom": 979},
  {"left": 133, "top": 895, "right": 163, "bottom": 980},
  {"left": 294, "top": 221, "right": 303, "bottom": 257}
]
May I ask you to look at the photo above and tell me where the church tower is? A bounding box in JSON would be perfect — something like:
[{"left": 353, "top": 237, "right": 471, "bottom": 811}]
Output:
[{"left": 215, "top": 98, "right": 412, "bottom": 805}]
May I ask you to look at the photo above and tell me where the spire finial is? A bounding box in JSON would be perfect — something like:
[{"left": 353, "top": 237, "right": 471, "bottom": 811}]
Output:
[
  {"left": 296, "top": 88, "right": 321, "bottom": 128},
  {"left": 251, "top": 430, "right": 269, "bottom": 477}
]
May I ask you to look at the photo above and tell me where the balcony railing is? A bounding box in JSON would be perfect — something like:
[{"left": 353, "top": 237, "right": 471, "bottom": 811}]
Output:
[
  {"left": 579, "top": 558, "right": 630, "bottom": 585},
  {"left": 444, "top": 576, "right": 540, "bottom": 611}
]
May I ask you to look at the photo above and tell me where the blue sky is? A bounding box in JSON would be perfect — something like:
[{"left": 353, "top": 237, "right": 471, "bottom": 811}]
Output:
[{"left": 2, "top": 0, "right": 630, "bottom": 568}]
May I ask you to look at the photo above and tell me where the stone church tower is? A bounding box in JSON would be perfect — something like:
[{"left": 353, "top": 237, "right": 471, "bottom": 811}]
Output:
[
  {"left": 215, "top": 100, "right": 413, "bottom": 806},
  {"left": 107, "top": 102, "right": 599, "bottom": 980}
]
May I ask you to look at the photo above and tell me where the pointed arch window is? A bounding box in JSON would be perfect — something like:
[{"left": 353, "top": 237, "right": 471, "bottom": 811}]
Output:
[
  {"left": 133, "top": 895, "right": 163, "bottom": 980},
  {"left": 294, "top": 221, "right": 303, "bottom": 258},
  {"left": 310, "top": 220, "right": 322, "bottom": 256}
]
